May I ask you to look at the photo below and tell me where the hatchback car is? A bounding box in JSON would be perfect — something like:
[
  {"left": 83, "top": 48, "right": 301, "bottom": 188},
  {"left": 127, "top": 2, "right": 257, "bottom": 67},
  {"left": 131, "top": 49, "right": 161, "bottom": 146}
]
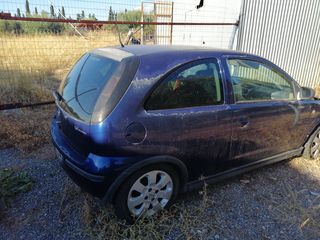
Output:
[{"left": 51, "top": 45, "right": 320, "bottom": 221}]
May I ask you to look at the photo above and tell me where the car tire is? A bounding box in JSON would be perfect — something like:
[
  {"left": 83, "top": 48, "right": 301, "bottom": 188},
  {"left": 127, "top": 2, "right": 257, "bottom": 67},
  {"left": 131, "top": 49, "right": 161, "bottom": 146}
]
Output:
[
  {"left": 114, "top": 164, "right": 179, "bottom": 223},
  {"left": 303, "top": 127, "right": 320, "bottom": 160}
]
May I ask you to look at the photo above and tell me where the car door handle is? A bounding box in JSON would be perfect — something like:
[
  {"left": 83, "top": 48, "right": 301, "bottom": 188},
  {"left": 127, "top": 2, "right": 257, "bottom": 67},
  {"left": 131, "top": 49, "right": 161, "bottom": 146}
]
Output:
[{"left": 239, "top": 118, "right": 249, "bottom": 128}]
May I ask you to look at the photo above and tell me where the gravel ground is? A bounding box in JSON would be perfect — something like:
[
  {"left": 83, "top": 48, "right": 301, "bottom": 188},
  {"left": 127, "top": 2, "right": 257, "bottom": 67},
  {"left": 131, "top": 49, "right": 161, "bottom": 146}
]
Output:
[
  {"left": 0, "top": 145, "right": 319, "bottom": 240},
  {"left": 0, "top": 147, "right": 87, "bottom": 240}
]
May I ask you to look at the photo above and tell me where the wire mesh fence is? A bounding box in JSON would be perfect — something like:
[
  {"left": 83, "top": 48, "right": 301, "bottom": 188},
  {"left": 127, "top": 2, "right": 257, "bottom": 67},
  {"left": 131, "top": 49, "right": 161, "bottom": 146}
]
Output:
[{"left": 0, "top": 0, "right": 240, "bottom": 108}]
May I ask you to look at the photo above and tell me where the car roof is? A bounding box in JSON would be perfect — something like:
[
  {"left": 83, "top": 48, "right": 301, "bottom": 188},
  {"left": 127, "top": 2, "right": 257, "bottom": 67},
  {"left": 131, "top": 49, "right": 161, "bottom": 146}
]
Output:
[{"left": 96, "top": 45, "right": 254, "bottom": 58}]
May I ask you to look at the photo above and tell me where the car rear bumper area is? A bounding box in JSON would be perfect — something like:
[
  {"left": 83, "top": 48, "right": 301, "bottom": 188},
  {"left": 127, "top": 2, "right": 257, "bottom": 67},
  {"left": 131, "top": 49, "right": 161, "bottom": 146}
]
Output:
[{"left": 51, "top": 119, "right": 109, "bottom": 197}]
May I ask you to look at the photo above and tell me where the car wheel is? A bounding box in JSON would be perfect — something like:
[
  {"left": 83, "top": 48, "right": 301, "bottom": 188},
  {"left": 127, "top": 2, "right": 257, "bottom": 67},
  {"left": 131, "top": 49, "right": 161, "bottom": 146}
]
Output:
[
  {"left": 304, "top": 127, "right": 320, "bottom": 160},
  {"left": 114, "top": 164, "right": 179, "bottom": 222}
]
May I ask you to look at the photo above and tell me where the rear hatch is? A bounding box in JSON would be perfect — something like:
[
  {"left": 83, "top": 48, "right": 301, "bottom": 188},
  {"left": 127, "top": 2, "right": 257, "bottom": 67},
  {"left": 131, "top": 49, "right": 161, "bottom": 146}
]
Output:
[{"left": 54, "top": 48, "right": 139, "bottom": 156}]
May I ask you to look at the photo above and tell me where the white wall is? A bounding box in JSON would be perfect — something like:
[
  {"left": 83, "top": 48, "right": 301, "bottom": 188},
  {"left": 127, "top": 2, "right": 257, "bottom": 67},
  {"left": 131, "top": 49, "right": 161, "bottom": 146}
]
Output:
[{"left": 171, "top": 0, "right": 241, "bottom": 48}]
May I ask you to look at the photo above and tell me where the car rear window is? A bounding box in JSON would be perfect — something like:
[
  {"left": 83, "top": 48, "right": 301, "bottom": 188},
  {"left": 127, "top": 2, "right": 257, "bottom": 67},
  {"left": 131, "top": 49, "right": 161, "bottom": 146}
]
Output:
[
  {"left": 62, "top": 53, "right": 119, "bottom": 112},
  {"left": 57, "top": 50, "right": 140, "bottom": 123},
  {"left": 59, "top": 53, "right": 119, "bottom": 122}
]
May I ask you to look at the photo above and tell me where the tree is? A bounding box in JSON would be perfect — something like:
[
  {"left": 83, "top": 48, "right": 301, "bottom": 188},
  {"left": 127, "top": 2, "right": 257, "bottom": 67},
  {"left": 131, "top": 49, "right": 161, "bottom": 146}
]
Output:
[
  {"left": 25, "top": 0, "right": 30, "bottom": 15},
  {"left": 61, "top": 7, "right": 65, "bottom": 18},
  {"left": 34, "top": 7, "right": 38, "bottom": 15},
  {"left": 76, "top": 13, "right": 81, "bottom": 20},
  {"left": 17, "top": 8, "right": 21, "bottom": 17},
  {"left": 116, "top": 9, "right": 155, "bottom": 35},
  {"left": 108, "top": 6, "right": 114, "bottom": 21},
  {"left": 92, "top": 14, "right": 96, "bottom": 20},
  {"left": 88, "top": 13, "right": 91, "bottom": 18},
  {"left": 81, "top": 10, "right": 85, "bottom": 19},
  {"left": 50, "top": 5, "right": 55, "bottom": 18},
  {"left": 0, "top": 21, "right": 11, "bottom": 32},
  {"left": 13, "top": 22, "right": 22, "bottom": 34},
  {"left": 41, "top": 10, "right": 49, "bottom": 18},
  {"left": 47, "top": 22, "right": 65, "bottom": 34}
]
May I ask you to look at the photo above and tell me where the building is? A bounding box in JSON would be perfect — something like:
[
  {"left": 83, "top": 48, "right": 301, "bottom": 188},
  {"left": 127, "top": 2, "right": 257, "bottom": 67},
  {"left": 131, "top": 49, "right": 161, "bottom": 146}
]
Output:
[{"left": 167, "top": 0, "right": 320, "bottom": 87}]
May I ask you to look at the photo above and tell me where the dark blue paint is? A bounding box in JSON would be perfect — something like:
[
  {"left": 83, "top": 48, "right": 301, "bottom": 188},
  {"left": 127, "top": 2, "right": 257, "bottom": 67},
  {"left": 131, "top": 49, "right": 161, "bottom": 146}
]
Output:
[{"left": 51, "top": 45, "right": 320, "bottom": 199}]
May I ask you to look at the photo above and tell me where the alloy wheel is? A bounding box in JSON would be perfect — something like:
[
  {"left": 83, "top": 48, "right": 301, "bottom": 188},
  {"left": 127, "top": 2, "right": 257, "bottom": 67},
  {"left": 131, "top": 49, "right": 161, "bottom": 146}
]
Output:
[
  {"left": 311, "top": 132, "right": 320, "bottom": 159},
  {"left": 127, "top": 170, "right": 173, "bottom": 217}
]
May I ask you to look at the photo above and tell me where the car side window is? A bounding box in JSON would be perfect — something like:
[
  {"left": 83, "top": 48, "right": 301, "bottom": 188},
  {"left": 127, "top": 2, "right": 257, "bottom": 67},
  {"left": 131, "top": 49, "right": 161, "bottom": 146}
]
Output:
[
  {"left": 227, "top": 59, "right": 295, "bottom": 102},
  {"left": 145, "top": 59, "right": 224, "bottom": 110}
]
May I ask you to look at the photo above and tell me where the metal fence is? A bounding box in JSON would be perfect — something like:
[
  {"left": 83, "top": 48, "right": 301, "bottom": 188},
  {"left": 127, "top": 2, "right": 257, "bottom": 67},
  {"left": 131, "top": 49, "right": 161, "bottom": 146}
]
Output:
[
  {"left": 236, "top": 0, "right": 320, "bottom": 88},
  {"left": 0, "top": 0, "right": 239, "bottom": 109}
]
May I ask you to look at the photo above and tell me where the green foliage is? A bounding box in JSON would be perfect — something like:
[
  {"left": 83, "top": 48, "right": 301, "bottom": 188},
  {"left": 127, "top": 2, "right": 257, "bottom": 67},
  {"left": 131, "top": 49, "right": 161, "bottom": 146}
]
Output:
[
  {"left": 40, "top": 10, "right": 49, "bottom": 18},
  {"left": 0, "top": 20, "right": 67, "bottom": 35},
  {"left": 61, "top": 7, "right": 65, "bottom": 18},
  {"left": 85, "top": 13, "right": 97, "bottom": 21},
  {"left": 0, "top": 168, "right": 34, "bottom": 209},
  {"left": 40, "top": 22, "right": 65, "bottom": 34},
  {"left": 116, "top": 9, "right": 155, "bottom": 37},
  {"left": 50, "top": 5, "right": 55, "bottom": 18},
  {"left": 3, "top": 4, "right": 154, "bottom": 37},
  {"left": 108, "top": 6, "right": 115, "bottom": 21},
  {"left": 17, "top": 8, "right": 21, "bottom": 17},
  {"left": 0, "top": 20, "right": 24, "bottom": 34},
  {"left": 25, "top": 0, "right": 30, "bottom": 15}
]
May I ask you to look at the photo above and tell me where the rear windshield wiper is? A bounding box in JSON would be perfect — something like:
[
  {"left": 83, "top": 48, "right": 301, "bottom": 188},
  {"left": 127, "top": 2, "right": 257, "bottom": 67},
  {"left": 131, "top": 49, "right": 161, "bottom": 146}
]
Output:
[
  {"left": 53, "top": 90, "right": 65, "bottom": 102},
  {"left": 75, "top": 88, "right": 98, "bottom": 99}
]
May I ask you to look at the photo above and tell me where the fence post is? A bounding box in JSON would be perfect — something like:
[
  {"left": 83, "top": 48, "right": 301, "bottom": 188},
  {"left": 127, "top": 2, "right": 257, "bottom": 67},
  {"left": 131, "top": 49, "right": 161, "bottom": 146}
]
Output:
[{"left": 141, "top": 2, "right": 144, "bottom": 45}]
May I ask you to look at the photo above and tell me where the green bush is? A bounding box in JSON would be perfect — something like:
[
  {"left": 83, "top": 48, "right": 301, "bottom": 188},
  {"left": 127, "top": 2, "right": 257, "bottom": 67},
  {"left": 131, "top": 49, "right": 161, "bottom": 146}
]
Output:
[{"left": 0, "top": 168, "right": 34, "bottom": 209}]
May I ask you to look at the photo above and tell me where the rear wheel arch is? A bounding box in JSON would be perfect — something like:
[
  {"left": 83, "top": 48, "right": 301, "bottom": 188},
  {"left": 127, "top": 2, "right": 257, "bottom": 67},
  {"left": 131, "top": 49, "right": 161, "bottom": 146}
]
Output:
[
  {"left": 102, "top": 155, "right": 189, "bottom": 204},
  {"left": 303, "top": 122, "right": 320, "bottom": 159}
]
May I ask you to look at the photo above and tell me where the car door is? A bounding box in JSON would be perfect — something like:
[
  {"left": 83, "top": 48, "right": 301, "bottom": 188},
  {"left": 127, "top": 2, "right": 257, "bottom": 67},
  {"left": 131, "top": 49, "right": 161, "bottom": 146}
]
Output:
[
  {"left": 223, "top": 56, "right": 301, "bottom": 167},
  {"left": 143, "top": 58, "right": 232, "bottom": 179}
]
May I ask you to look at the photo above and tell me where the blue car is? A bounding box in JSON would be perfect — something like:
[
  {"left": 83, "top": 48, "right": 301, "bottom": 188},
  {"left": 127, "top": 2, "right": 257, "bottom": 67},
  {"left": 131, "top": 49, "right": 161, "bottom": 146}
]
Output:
[{"left": 51, "top": 45, "right": 320, "bottom": 221}]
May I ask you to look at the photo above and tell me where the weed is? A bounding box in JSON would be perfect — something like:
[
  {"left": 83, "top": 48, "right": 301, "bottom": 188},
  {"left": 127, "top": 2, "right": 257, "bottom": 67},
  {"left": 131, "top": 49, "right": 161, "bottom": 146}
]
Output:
[
  {"left": 269, "top": 183, "right": 320, "bottom": 238},
  {"left": 81, "top": 182, "right": 217, "bottom": 240},
  {"left": 0, "top": 168, "right": 34, "bottom": 211}
]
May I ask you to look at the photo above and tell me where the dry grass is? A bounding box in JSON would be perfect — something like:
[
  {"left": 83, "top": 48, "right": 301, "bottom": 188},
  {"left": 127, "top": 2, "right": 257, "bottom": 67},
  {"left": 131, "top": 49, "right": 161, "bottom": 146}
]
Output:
[
  {"left": 0, "top": 105, "right": 54, "bottom": 153},
  {"left": 0, "top": 31, "right": 118, "bottom": 104},
  {"left": 268, "top": 158, "right": 320, "bottom": 239},
  {"left": 79, "top": 182, "right": 218, "bottom": 240},
  {"left": 77, "top": 159, "right": 320, "bottom": 240},
  {"left": 269, "top": 184, "right": 320, "bottom": 239}
]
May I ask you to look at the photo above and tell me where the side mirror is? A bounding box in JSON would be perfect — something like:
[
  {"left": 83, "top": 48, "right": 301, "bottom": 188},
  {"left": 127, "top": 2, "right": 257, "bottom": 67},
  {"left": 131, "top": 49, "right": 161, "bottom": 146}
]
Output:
[{"left": 299, "top": 87, "right": 315, "bottom": 100}]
